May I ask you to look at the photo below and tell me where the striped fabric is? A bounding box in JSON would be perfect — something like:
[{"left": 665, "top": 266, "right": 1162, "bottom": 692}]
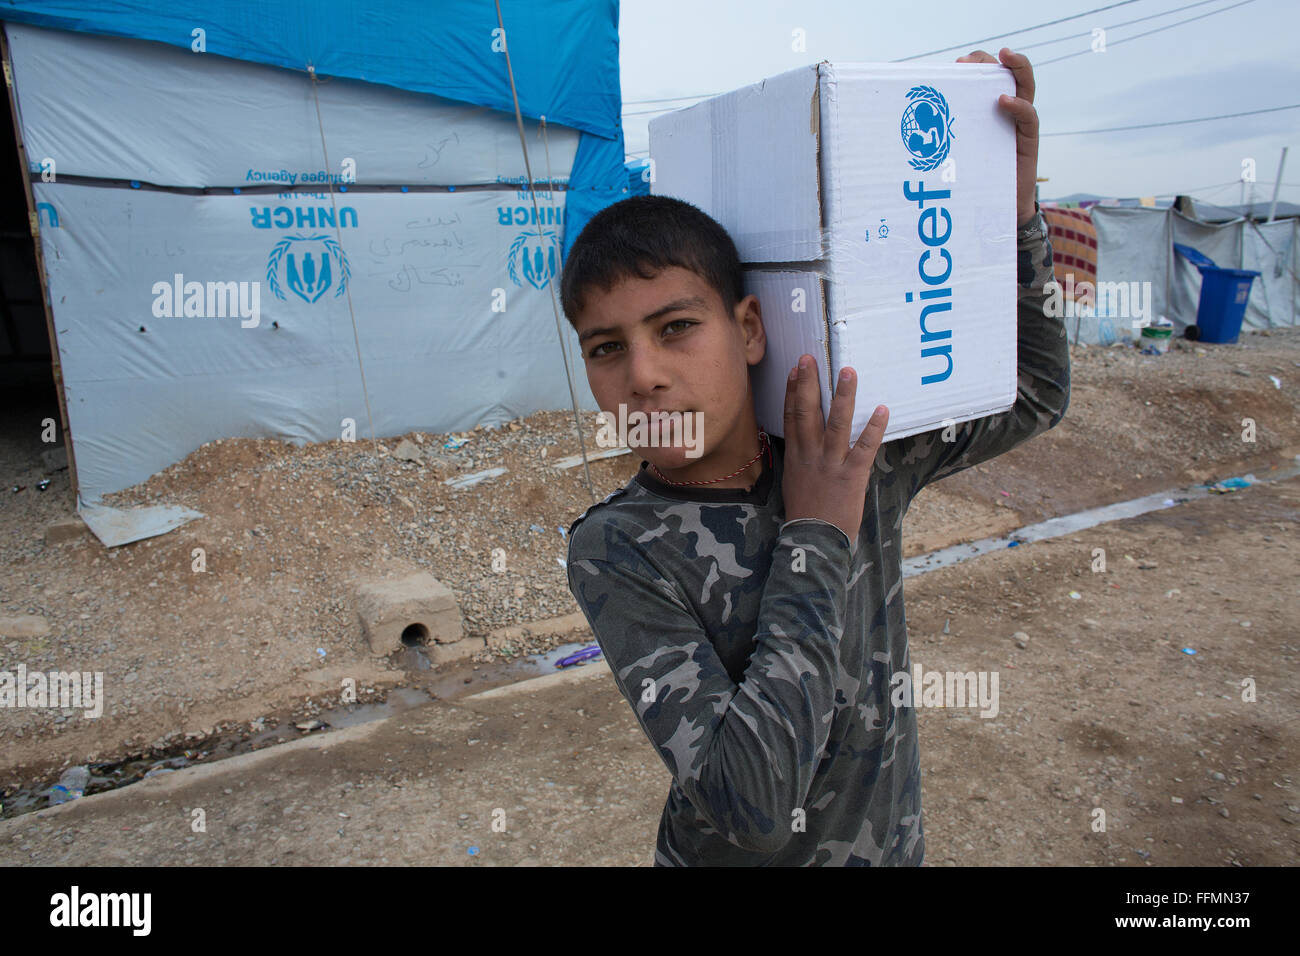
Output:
[{"left": 1042, "top": 206, "right": 1098, "bottom": 298}]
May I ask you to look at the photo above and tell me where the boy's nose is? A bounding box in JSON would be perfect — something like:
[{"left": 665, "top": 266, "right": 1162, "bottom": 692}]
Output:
[{"left": 624, "top": 347, "right": 672, "bottom": 398}]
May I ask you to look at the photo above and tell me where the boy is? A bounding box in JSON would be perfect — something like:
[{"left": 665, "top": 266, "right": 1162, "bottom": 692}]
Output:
[{"left": 560, "top": 49, "right": 1067, "bottom": 865}]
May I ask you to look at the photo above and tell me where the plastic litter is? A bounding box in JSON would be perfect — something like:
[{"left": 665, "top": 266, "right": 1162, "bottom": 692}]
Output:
[
  {"left": 1068, "top": 591, "right": 1082, "bottom": 600},
  {"left": 1208, "top": 476, "right": 1253, "bottom": 493},
  {"left": 558, "top": 526, "right": 568, "bottom": 540},
  {"left": 36, "top": 479, "right": 51, "bottom": 491},
  {"left": 48, "top": 766, "right": 90, "bottom": 805},
  {"left": 556, "top": 645, "right": 602, "bottom": 668},
  {"left": 443, "top": 466, "right": 507, "bottom": 489},
  {"left": 443, "top": 436, "right": 470, "bottom": 450},
  {"left": 316, "top": 647, "right": 327, "bottom": 658},
  {"left": 529, "top": 524, "right": 544, "bottom": 533},
  {"left": 1181, "top": 647, "right": 1197, "bottom": 655},
  {"left": 1269, "top": 375, "right": 1282, "bottom": 389}
]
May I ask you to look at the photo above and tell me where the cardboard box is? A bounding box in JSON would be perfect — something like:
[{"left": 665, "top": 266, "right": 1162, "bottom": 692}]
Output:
[{"left": 648, "top": 61, "right": 1019, "bottom": 443}]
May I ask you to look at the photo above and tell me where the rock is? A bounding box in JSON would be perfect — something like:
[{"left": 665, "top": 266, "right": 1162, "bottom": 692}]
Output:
[
  {"left": 41, "top": 446, "right": 69, "bottom": 472},
  {"left": 1013, "top": 631, "right": 1029, "bottom": 649},
  {"left": 0, "top": 614, "right": 51, "bottom": 639},
  {"left": 1137, "top": 559, "right": 1158, "bottom": 570},
  {"left": 393, "top": 439, "right": 422, "bottom": 462}
]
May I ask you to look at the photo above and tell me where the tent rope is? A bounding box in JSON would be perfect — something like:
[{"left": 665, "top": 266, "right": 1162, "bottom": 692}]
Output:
[
  {"left": 306, "top": 64, "right": 380, "bottom": 458},
  {"left": 494, "top": 0, "right": 599, "bottom": 507}
]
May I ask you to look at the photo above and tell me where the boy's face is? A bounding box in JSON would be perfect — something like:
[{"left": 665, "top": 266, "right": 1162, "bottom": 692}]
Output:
[{"left": 573, "top": 265, "right": 766, "bottom": 481}]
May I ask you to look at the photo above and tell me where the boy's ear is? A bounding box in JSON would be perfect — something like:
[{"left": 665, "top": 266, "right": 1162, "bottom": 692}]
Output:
[{"left": 735, "top": 294, "right": 766, "bottom": 365}]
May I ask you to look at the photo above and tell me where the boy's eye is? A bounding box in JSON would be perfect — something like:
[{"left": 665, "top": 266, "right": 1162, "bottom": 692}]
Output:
[{"left": 588, "top": 319, "right": 695, "bottom": 358}]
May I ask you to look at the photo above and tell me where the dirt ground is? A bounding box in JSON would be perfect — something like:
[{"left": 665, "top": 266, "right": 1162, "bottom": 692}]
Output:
[
  {"left": 0, "top": 477, "right": 1293, "bottom": 866},
  {"left": 1, "top": 327, "right": 1298, "bottom": 864}
]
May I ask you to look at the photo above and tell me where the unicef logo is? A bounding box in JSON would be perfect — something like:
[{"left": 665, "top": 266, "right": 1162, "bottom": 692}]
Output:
[
  {"left": 267, "top": 234, "right": 351, "bottom": 303},
  {"left": 508, "top": 229, "right": 560, "bottom": 290},
  {"left": 900, "top": 86, "right": 954, "bottom": 172}
]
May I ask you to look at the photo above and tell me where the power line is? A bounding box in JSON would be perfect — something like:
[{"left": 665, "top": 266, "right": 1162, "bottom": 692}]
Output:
[
  {"left": 623, "top": 105, "right": 689, "bottom": 117},
  {"left": 1036, "top": 0, "right": 1258, "bottom": 65},
  {"left": 1016, "top": 0, "right": 1224, "bottom": 51},
  {"left": 621, "top": 0, "right": 1262, "bottom": 119},
  {"left": 891, "top": 0, "right": 1141, "bottom": 61},
  {"left": 1041, "top": 102, "right": 1299, "bottom": 135},
  {"left": 624, "top": 92, "right": 719, "bottom": 106}
]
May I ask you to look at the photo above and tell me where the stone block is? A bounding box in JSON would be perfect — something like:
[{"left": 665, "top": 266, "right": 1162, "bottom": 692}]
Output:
[
  {"left": 354, "top": 571, "right": 463, "bottom": 656},
  {"left": 45, "top": 515, "right": 89, "bottom": 545}
]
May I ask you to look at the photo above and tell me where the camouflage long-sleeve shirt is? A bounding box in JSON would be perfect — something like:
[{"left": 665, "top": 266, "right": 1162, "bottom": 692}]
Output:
[{"left": 565, "top": 211, "right": 1067, "bottom": 865}]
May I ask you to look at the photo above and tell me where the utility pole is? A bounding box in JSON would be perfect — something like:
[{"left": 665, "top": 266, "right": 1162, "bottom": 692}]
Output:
[{"left": 1267, "top": 147, "right": 1289, "bottom": 223}]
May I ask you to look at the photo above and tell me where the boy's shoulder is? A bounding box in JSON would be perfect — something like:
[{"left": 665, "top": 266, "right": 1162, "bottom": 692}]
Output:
[
  {"left": 566, "top": 474, "right": 696, "bottom": 572},
  {"left": 565, "top": 478, "right": 645, "bottom": 567}
]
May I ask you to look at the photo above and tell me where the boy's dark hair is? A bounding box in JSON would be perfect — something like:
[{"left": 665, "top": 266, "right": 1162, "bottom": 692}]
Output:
[{"left": 560, "top": 194, "right": 745, "bottom": 326}]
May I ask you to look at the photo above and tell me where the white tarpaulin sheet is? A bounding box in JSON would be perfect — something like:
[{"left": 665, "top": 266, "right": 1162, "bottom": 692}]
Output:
[
  {"left": 6, "top": 22, "right": 579, "bottom": 187},
  {"left": 78, "top": 501, "right": 204, "bottom": 548},
  {"left": 34, "top": 184, "right": 591, "bottom": 500}
]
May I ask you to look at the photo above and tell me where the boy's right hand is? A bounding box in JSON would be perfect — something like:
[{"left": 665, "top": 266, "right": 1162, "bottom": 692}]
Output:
[{"left": 782, "top": 354, "right": 889, "bottom": 546}]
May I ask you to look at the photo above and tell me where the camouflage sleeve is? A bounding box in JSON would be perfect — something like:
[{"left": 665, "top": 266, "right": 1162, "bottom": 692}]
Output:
[
  {"left": 885, "top": 206, "right": 1070, "bottom": 495},
  {"left": 567, "top": 516, "right": 853, "bottom": 855}
]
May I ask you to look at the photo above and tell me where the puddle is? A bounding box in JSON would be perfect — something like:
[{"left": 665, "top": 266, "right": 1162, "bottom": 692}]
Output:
[
  {"left": 0, "top": 686, "right": 439, "bottom": 820},
  {"left": 423, "top": 640, "right": 603, "bottom": 700}
]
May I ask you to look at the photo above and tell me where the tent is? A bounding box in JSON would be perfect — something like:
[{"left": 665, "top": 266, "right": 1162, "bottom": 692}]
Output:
[
  {"left": 1040, "top": 202, "right": 1299, "bottom": 345},
  {"left": 0, "top": 1, "right": 638, "bottom": 505}
]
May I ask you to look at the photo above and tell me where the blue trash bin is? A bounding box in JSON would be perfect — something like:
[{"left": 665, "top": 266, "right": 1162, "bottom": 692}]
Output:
[
  {"left": 1173, "top": 243, "right": 1261, "bottom": 344},
  {"left": 1196, "top": 267, "right": 1260, "bottom": 343}
]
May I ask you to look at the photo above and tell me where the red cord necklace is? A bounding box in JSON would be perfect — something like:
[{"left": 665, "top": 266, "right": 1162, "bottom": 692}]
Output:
[{"left": 648, "top": 431, "right": 770, "bottom": 487}]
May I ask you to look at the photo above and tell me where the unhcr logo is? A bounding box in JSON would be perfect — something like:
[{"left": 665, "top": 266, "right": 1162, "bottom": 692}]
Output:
[
  {"left": 267, "top": 235, "right": 351, "bottom": 303},
  {"left": 507, "top": 229, "right": 560, "bottom": 289}
]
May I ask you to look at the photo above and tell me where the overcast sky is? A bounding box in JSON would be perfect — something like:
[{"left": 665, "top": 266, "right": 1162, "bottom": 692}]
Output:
[{"left": 617, "top": 0, "right": 1299, "bottom": 209}]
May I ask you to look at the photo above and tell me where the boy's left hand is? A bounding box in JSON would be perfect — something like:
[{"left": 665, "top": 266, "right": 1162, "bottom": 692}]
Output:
[{"left": 957, "top": 47, "right": 1038, "bottom": 229}]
